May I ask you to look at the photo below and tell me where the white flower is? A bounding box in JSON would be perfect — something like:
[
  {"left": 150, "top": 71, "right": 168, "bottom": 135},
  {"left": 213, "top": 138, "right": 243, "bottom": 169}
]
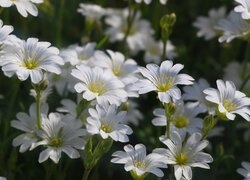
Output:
[
  {"left": 152, "top": 101, "right": 203, "bottom": 140},
  {"left": 134, "top": 0, "right": 167, "bottom": 5},
  {"left": 105, "top": 9, "right": 153, "bottom": 54},
  {"left": 122, "top": 101, "right": 143, "bottom": 126},
  {"left": 0, "top": 177, "right": 6, "bottom": 180},
  {"left": 204, "top": 79, "right": 250, "bottom": 121},
  {"left": 183, "top": 78, "right": 215, "bottom": 114},
  {"left": 215, "top": 11, "right": 250, "bottom": 43},
  {"left": 93, "top": 50, "right": 138, "bottom": 83},
  {"left": 1, "top": 38, "right": 64, "bottom": 84},
  {"left": 86, "top": 103, "right": 132, "bottom": 142},
  {"left": 77, "top": 3, "right": 106, "bottom": 22},
  {"left": 193, "top": 7, "right": 226, "bottom": 40},
  {"left": 207, "top": 126, "right": 225, "bottom": 138},
  {"left": 0, "top": 0, "right": 43, "bottom": 17},
  {"left": 237, "top": 161, "right": 250, "bottom": 180},
  {"left": 11, "top": 103, "right": 48, "bottom": 153},
  {"left": 60, "top": 43, "right": 96, "bottom": 66},
  {"left": 111, "top": 144, "right": 167, "bottom": 177},
  {"left": 224, "top": 61, "right": 250, "bottom": 95},
  {"left": 71, "top": 65, "right": 127, "bottom": 105},
  {"left": 234, "top": 0, "right": 250, "bottom": 19},
  {"left": 144, "top": 38, "right": 177, "bottom": 64},
  {"left": 31, "top": 113, "right": 86, "bottom": 163},
  {"left": 136, "top": 60, "right": 194, "bottom": 103},
  {"left": 154, "top": 131, "right": 213, "bottom": 180},
  {"left": 0, "top": 19, "right": 13, "bottom": 45}
]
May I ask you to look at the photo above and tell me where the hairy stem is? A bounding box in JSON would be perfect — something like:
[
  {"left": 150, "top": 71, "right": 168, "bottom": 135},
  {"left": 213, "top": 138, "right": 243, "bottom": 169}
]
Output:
[{"left": 162, "top": 40, "right": 167, "bottom": 61}]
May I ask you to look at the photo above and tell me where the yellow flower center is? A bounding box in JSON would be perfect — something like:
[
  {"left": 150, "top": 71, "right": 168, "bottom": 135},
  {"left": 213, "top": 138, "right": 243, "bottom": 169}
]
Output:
[
  {"left": 173, "top": 115, "right": 188, "bottom": 128},
  {"left": 134, "top": 160, "right": 146, "bottom": 169},
  {"left": 112, "top": 67, "right": 121, "bottom": 76},
  {"left": 175, "top": 152, "right": 189, "bottom": 166},
  {"left": 20, "top": 56, "right": 40, "bottom": 69},
  {"left": 79, "top": 55, "right": 89, "bottom": 61},
  {"left": 101, "top": 124, "right": 112, "bottom": 133},
  {"left": 156, "top": 74, "right": 173, "bottom": 92},
  {"left": 223, "top": 100, "right": 236, "bottom": 112},
  {"left": 89, "top": 80, "right": 107, "bottom": 95},
  {"left": 122, "top": 23, "right": 136, "bottom": 35},
  {"left": 50, "top": 137, "right": 63, "bottom": 148}
]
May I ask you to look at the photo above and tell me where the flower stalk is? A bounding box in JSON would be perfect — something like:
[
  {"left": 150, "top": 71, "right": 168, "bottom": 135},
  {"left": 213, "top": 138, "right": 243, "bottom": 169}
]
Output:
[{"left": 164, "top": 102, "right": 176, "bottom": 138}]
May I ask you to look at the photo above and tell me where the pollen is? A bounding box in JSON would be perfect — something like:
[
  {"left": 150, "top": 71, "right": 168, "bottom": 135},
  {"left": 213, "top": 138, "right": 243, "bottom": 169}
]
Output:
[
  {"left": 89, "top": 80, "right": 107, "bottom": 95},
  {"left": 50, "top": 137, "right": 63, "bottom": 148},
  {"left": 21, "top": 56, "right": 39, "bottom": 69},
  {"left": 175, "top": 152, "right": 189, "bottom": 166},
  {"left": 101, "top": 124, "right": 112, "bottom": 133},
  {"left": 157, "top": 75, "right": 173, "bottom": 92},
  {"left": 223, "top": 99, "right": 236, "bottom": 112},
  {"left": 134, "top": 160, "right": 146, "bottom": 169}
]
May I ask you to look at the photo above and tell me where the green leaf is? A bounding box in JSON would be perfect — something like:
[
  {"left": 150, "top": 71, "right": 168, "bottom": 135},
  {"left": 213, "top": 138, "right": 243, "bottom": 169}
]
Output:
[{"left": 97, "top": 36, "right": 109, "bottom": 49}]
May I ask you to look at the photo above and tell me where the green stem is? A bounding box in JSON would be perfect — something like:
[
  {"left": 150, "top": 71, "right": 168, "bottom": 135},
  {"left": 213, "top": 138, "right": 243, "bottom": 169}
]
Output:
[
  {"left": 164, "top": 103, "right": 171, "bottom": 138},
  {"left": 162, "top": 40, "right": 167, "bottom": 61},
  {"left": 82, "top": 167, "right": 92, "bottom": 180},
  {"left": 0, "top": 7, "right": 3, "bottom": 15},
  {"left": 56, "top": 0, "right": 66, "bottom": 48},
  {"left": 36, "top": 91, "right": 42, "bottom": 129},
  {"left": 201, "top": 118, "right": 219, "bottom": 140}
]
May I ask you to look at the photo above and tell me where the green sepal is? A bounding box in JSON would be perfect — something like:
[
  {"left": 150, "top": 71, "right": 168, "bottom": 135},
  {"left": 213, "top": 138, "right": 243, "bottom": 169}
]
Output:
[
  {"left": 130, "top": 171, "right": 148, "bottom": 180},
  {"left": 76, "top": 99, "right": 91, "bottom": 119}
]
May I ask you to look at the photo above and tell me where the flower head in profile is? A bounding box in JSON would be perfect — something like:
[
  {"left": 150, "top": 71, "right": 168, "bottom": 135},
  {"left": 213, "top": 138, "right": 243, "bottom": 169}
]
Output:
[
  {"left": 237, "top": 161, "right": 250, "bottom": 180},
  {"left": 0, "top": 0, "right": 43, "bottom": 17},
  {"left": 215, "top": 11, "right": 250, "bottom": 43},
  {"left": 1, "top": 38, "right": 64, "bottom": 84},
  {"left": 204, "top": 80, "right": 250, "bottom": 121},
  {"left": 152, "top": 101, "right": 203, "bottom": 140},
  {"left": 111, "top": 144, "right": 167, "bottom": 178},
  {"left": 183, "top": 78, "right": 215, "bottom": 114},
  {"left": 11, "top": 103, "right": 48, "bottom": 153},
  {"left": 193, "top": 7, "right": 226, "bottom": 40},
  {"left": 154, "top": 131, "right": 213, "bottom": 180},
  {"left": 137, "top": 60, "right": 194, "bottom": 103},
  {"left": 77, "top": 3, "right": 106, "bottom": 22},
  {"left": 71, "top": 65, "right": 127, "bottom": 105},
  {"left": 105, "top": 9, "right": 153, "bottom": 54},
  {"left": 31, "top": 113, "right": 86, "bottom": 163},
  {"left": 86, "top": 103, "right": 132, "bottom": 142},
  {"left": 234, "top": 0, "right": 250, "bottom": 20},
  {"left": 0, "top": 19, "right": 13, "bottom": 46},
  {"left": 144, "top": 38, "right": 177, "bottom": 64}
]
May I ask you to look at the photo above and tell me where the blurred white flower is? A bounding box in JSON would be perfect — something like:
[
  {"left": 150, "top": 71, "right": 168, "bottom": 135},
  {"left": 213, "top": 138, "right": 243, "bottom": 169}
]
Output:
[
  {"left": 0, "top": 177, "right": 6, "bottom": 180},
  {"left": 30, "top": 87, "right": 52, "bottom": 104},
  {"left": 86, "top": 103, "right": 132, "bottom": 142},
  {"left": 204, "top": 79, "right": 250, "bottom": 121},
  {"left": 237, "top": 121, "right": 250, "bottom": 141},
  {"left": 237, "top": 161, "right": 250, "bottom": 180},
  {"left": 234, "top": 0, "right": 250, "bottom": 19},
  {"left": 1, "top": 38, "right": 64, "bottom": 84},
  {"left": 60, "top": 43, "right": 96, "bottom": 66},
  {"left": 224, "top": 61, "right": 250, "bottom": 95},
  {"left": 154, "top": 131, "right": 213, "bottom": 180},
  {"left": 111, "top": 144, "right": 167, "bottom": 177},
  {"left": 122, "top": 101, "right": 143, "bottom": 126},
  {"left": 144, "top": 38, "right": 177, "bottom": 64},
  {"left": 105, "top": 9, "right": 153, "bottom": 54},
  {"left": 183, "top": 78, "right": 215, "bottom": 114},
  {"left": 134, "top": 0, "right": 167, "bottom": 5},
  {"left": 0, "top": 0, "right": 43, "bottom": 17},
  {"left": 11, "top": 103, "right": 48, "bottom": 153},
  {"left": 77, "top": 3, "right": 106, "bottom": 22},
  {"left": 31, "top": 113, "right": 86, "bottom": 163},
  {"left": 136, "top": 60, "right": 194, "bottom": 103},
  {"left": 207, "top": 126, "right": 225, "bottom": 138},
  {"left": 152, "top": 101, "right": 203, "bottom": 140},
  {"left": 215, "top": 11, "right": 250, "bottom": 43},
  {"left": 193, "top": 7, "right": 226, "bottom": 40},
  {"left": 0, "top": 19, "right": 13, "bottom": 45},
  {"left": 71, "top": 65, "right": 127, "bottom": 105}
]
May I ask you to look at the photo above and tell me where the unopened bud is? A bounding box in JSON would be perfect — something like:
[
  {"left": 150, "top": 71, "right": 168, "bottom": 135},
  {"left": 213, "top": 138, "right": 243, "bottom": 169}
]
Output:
[{"left": 202, "top": 114, "right": 214, "bottom": 134}]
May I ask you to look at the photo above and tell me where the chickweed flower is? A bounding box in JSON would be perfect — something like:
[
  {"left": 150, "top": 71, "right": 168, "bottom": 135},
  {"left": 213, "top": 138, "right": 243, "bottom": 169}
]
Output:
[
  {"left": 71, "top": 65, "right": 127, "bottom": 105},
  {"left": 111, "top": 144, "right": 167, "bottom": 178},
  {"left": 0, "top": 0, "right": 43, "bottom": 17},
  {"left": 77, "top": 3, "right": 106, "bottom": 22},
  {"left": 0, "top": 19, "right": 13, "bottom": 46},
  {"left": 137, "top": 60, "right": 194, "bottom": 103},
  {"left": 1, "top": 38, "right": 64, "bottom": 84},
  {"left": 234, "top": 0, "right": 250, "bottom": 20},
  {"left": 154, "top": 131, "right": 213, "bottom": 180},
  {"left": 237, "top": 161, "right": 250, "bottom": 180},
  {"left": 31, "top": 113, "right": 86, "bottom": 163},
  {"left": 204, "top": 80, "right": 250, "bottom": 121},
  {"left": 11, "top": 103, "right": 48, "bottom": 153},
  {"left": 86, "top": 103, "right": 132, "bottom": 142},
  {"left": 193, "top": 7, "right": 226, "bottom": 40}
]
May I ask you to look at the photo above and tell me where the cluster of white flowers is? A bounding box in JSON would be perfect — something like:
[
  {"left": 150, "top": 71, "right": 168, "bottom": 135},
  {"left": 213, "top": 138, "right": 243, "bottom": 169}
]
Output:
[
  {"left": 194, "top": 0, "right": 250, "bottom": 43},
  {"left": 1, "top": 1, "right": 250, "bottom": 180}
]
